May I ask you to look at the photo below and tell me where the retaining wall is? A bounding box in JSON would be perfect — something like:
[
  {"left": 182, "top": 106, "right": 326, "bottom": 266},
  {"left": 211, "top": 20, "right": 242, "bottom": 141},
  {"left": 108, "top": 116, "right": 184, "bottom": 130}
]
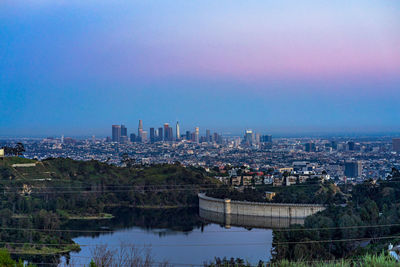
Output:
[
  {"left": 198, "top": 193, "right": 325, "bottom": 219},
  {"left": 199, "top": 209, "right": 305, "bottom": 228}
]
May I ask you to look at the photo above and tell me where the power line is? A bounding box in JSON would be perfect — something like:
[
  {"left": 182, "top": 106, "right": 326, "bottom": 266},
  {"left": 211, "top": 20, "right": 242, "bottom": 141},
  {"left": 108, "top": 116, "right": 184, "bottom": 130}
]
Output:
[
  {"left": 1, "top": 222, "right": 400, "bottom": 234},
  {"left": 2, "top": 178, "right": 397, "bottom": 191},
  {"left": 0, "top": 182, "right": 223, "bottom": 188},
  {"left": 272, "top": 234, "right": 400, "bottom": 245},
  {"left": 18, "top": 257, "right": 371, "bottom": 267},
  {"left": 2, "top": 234, "right": 400, "bottom": 248},
  {"left": 0, "top": 184, "right": 222, "bottom": 190},
  {"left": 0, "top": 188, "right": 238, "bottom": 194},
  {"left": 2, "top": 179, "right": 399, "bottom": 189}
]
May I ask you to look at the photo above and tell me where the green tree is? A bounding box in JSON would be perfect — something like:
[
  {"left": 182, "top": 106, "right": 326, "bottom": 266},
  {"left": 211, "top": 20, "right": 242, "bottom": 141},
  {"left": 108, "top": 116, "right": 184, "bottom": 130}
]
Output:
[
  {"left": 0, "top": 249, "right": 36, "bottom": 267},
  {"left": 14, "top": 142, "right": 25, "bottom": 156},
  {"left": 0, "top": 249, "right": 15, "bottom": 267}
]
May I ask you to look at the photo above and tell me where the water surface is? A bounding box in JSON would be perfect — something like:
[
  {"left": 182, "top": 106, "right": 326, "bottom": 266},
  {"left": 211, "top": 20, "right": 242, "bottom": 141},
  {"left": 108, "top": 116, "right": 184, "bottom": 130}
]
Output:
[{"left": 62, "top": 208, "right": 276, "bottom": 266}]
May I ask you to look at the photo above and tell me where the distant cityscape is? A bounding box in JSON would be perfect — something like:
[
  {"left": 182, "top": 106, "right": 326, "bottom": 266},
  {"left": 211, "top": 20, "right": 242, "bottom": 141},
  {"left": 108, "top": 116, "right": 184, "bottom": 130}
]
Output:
[
  {"left": 109, "top": 120, "right": 271, "bottom": 146},
  {"left": 1, "top": 121, "right": 399, "bottom": 189}
]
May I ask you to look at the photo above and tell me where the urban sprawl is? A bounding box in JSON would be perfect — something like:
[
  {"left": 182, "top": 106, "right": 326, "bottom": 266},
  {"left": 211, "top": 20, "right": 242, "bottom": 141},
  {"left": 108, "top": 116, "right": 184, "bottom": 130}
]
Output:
[{"left": 3, "top": 120, "right": 400, "bottom": 188}]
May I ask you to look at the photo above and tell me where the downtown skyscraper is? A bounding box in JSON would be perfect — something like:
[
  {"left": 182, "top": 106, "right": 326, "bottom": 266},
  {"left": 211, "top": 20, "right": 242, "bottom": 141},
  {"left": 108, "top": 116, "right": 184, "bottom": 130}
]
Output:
[
  {"left": 163, "top": 123, "right": 173, "bottom": 141},
  {"left": 138, "top": 120, "right": 143, "bottom": 136},
  {"left": 150, "top": 128, "right": 155, "bottom": 143},
  {"left": 194, "top": 127, "right": 200, "bottom": 143},
  {"left": 176, "top": 121, "right": 180, "bottom": 141},
  {"left": 109, "top": 120, "right": 224, "bottom": 144},
  {"left": 158, "top": 127, "right": 163, "bottom": 141},
  {"left": 120, "top": 124, "right": 128, "bottom": 143},
  {"left": 112, "top": 125, "right": 121, "bottom": 142},
  {"left": 121, "top": 125, "right": 127, "bottom": 137}
]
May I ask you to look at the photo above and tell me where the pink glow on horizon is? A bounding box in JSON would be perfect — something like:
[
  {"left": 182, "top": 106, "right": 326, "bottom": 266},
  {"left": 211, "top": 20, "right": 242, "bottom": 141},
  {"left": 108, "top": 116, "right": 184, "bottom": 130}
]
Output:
[
  {"left": 67, "top": 36, "right": 400, "bottom": 83},
  {"left": 41, "top": 0, "right": 400, "bottom": 84}
]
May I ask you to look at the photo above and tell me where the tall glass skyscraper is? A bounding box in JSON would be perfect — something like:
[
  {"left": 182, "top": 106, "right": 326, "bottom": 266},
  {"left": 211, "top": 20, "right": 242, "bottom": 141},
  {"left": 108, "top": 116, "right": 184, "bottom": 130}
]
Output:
[
  {"left": 138, "top": 120, "right": 143, "bottom": 135},
  {"left": 163, "top": 123, "right": 169, "bottom": 141},
  {"left": 121, "top": 125, "right": 127, "bottom": 137},
  {"left": 158, "top": 127, "right": 163, "bottom": 141},
  {"left": 195, "top": 127, "right": 199, "bottom": 143},
  {"left": 112, "top": 125, "right": 121, "bottom": 142},
  {"left": 150, "top": 128, "right": 155, "bottom": 143}
]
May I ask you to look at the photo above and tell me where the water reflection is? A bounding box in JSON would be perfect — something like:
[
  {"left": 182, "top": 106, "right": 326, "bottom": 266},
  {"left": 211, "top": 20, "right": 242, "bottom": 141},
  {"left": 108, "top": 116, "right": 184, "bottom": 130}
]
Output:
[
  {"left": 65, "top": 219, "right": 273, "bottom": 266},
  {"left": 33, "top": 208, "right": 276, "bottom": 266},
  {"left": 199, "top": 209, "right": 304, "bottom": 229},
  {"left": 63, "top": 207, "right": 207, "bottom": 238}
]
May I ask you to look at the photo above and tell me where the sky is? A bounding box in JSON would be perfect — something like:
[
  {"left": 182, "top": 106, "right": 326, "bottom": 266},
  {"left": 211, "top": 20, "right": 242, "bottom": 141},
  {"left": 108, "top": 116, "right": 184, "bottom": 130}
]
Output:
[{"left": 0, "top": 0, "right": 399, "bottom": 137}]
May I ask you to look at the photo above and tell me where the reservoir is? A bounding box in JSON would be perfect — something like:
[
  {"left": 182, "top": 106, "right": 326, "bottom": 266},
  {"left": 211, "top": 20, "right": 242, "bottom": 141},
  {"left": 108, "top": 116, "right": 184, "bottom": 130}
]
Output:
[{"left": 60, "top": 207, "right": 299, "bottom": 266}]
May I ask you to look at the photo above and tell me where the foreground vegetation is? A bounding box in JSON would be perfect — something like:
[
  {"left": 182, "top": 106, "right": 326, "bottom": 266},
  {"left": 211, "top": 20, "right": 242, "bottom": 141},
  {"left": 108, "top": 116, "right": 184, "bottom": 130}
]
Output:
[
  {"left": 272, "top": 168, "right": 400, "bottom": 262},
  {"left": 2, "top": 156, "right": 400, "bottom": 265},
  {"left": 0, "top": 157, "right": 217, "bottom": 264},
  {"left": 207, "top": 252, "right": 398, "bottom": 266},
  {"left": 207, "top": 166, "right": 400, "bottom": 263},
  {"left": 207, "top": 177, "right": 346, "bottom": 205},
  {"left": 0, "top": 249, "right": 36, "bottom": 267},
  {"left": 61, "top": 246, "right": 398, "bottom": 267},
  {"left": 2, "top": 246, "right": 398, "bottom": 267}
]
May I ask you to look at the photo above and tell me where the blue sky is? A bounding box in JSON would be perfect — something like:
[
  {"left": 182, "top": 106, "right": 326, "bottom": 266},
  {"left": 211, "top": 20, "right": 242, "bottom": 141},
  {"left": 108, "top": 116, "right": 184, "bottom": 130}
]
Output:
[{"left": 1, "top": 0, "right": 399, "bottom": 136}]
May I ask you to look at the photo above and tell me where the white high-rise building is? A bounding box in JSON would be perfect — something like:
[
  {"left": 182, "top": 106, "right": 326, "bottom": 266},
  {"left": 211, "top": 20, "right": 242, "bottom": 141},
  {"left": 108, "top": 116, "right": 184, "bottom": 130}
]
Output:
[
  {"left": 195, "top": 127, "right": 200, "bottom": 143},
  {"left": 176, "top": 121, "right": 180, "bottom": 140},
  {"left": 244, "top": 130, "right": 254, "bottom": 146}
]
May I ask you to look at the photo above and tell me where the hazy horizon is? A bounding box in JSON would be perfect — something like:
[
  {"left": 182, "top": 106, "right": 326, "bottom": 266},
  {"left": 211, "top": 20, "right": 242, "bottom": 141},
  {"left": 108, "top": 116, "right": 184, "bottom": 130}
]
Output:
[
  {"left": 1, "top": 128, "right": 400, "bottom": 140},
  {"left": 1, "top": 0, "right": 399, "bottom": 136}
]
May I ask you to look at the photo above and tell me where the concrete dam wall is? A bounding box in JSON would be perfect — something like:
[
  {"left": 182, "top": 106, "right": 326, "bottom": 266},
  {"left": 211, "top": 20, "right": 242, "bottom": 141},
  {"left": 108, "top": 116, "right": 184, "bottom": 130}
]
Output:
[
  {"left": 199, "top": 209, "right": 305, "bottom": 229},
  {"left": 198, "top": 193, "right": 325, "bottom": 219}
]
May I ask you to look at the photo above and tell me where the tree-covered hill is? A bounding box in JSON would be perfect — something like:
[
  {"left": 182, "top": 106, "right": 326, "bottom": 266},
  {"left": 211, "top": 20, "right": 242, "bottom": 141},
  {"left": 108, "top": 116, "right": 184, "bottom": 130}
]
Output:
[
  {"left": 0, "top": 157, "right": 217, "bottom": 261},
  {"left": 0, "top": 157, "right": 218, "bottom": 212},
  {"left": 207, "top": 178, "right": 347, "bottom": 205},
  {"left": 272, "top": 168, "right": 400, "bottom": 262}
]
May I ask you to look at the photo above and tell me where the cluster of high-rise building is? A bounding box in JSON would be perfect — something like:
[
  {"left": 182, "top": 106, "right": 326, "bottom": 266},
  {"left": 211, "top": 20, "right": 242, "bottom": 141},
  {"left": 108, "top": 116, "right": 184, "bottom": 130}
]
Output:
[
  {"left": 242, "top": 129, "right": 272, "bottom": 146},
  {"left": 111, "top": 125, "right": 129, "bottom": 143},
  {"left": 110, "top": 122, "right": 275, "bottom": 147},
  {"left": 110, "top": 121, "right": 224, "bottom": 144},
  {"left": 303, "top": 140, "right": 384, "bottom": 153},
  {"left": 5, "top": 135, "right": 399, "bottom": 184}
]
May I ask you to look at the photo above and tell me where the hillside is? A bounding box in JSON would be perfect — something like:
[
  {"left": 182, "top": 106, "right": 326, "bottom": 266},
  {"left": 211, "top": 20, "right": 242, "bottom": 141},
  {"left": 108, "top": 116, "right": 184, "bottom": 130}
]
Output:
[
  {"left": 207, "top": 178, "right": 347, "bottom": 205},
  {"left": 0, "top": 157, "right": 217, "bottom": 210},
  {"left": 272, "top": 168, "right": 400, "bottom": 262},
  {"left": 0, "top": 157, "right": 217, "bottom": 260}
]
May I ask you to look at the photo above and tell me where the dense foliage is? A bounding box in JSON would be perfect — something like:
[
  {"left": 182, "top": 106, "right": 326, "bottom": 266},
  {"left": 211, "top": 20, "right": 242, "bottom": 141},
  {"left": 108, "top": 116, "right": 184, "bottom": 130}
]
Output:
[
  {"left": 0, "top": 249, "right": 36, "bottom": 267},
  {"left": 0, "top": 157, "right": 216, "bottom": 263},
  {"left": 206, "top": 252, "right": 398, "bottom": 267},
  {"left": 2, "top": 156, "right": 400, "bottom": 265},
  {"left": 0, "top": 157, "right": 216, "bottom": 212},
  {"left": 208, "top": 178, "right": 346, "bottom": 205},
  {"left": 272, "top": 168, "right": 400, "bottom": 262}
]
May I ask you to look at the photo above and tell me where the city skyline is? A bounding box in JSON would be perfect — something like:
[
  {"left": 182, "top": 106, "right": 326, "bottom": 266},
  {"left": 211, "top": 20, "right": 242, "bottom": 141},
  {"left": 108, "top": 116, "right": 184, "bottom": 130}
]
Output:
[
  {"left": 1, "top": 1, "right": 400, "bottom": 265},
  {"left": 1, "top": 0, "right": 400, "bottom": 136},
  {"left": 110, "top": 120, "right": 226, "bottom": 144},
  {"left": 2, "top": 121, "right": 400, "bottom": 139}
]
